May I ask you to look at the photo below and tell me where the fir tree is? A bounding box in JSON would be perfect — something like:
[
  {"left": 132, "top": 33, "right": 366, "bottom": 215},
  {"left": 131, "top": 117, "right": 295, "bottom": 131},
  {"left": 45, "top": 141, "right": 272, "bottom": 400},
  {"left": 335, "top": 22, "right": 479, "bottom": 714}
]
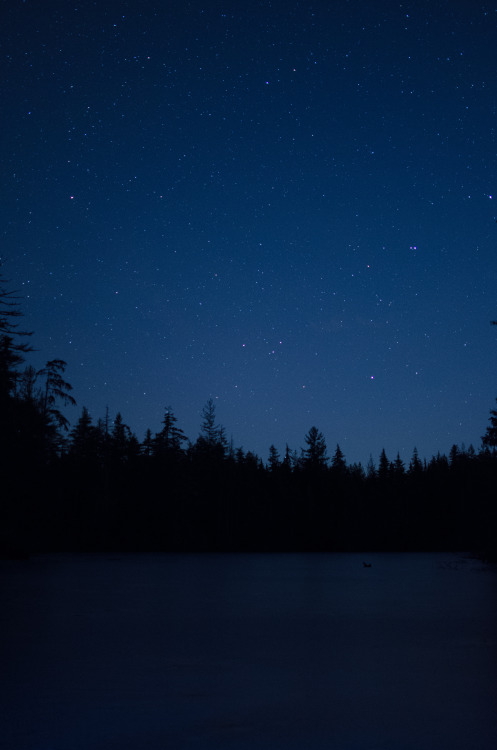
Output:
[
  {"left": 392, "top": 452, "right": 405, "bottom": 476},
  {"left": 154, "top": 406, "right": 187, "bottom": 457},
  {"left": 110, "top": 412, "right": 133, "bottom": 463},
  {"left": 0, "top": 263, "right": 33, "bottom": 402},
  {"left": 195, "top": 398, "right": 227, "bottom": 459},
  {"left": 331, "top": 443, "right": 347, "bottom": 475},
  {"left": 349, "top": 462, "right": 365, "bottom": 481},
  {"left": 378, "top": 448, "right": 390, "bottom": 480},
  {"left": 37, "top": 360, "right": 76, "bottom": 432},
  {"left": 69, "top": 406, "right": 104, "bottom": 464},
  {"left": 366, "top": 455, "right": 376, "bottom": 479},
  {"left": 17, "top": 365, "right": 39, "bottom": 404},
  {"left": 482, "top": 399, "right": 497, "bottom": 448},
  {"left": 142, "top": 428, "right": 154, "bottom": 457},
  {"left": 282, "top": 444, "right": 293, "bottom": 471},
  {"left": 302, "top": 426, "right": 328, "bottom": 470},
  {"left": 36, "top": 359, "right": 76, "bottom": 455},
  {"left": 267, "top": 444, "right": 280, "bottom": 471},
  {"left": 449, "top": 444, "right": 460, "bottom": 466},
  {"left": 200, "top": 398, "right": 219, "bottom": 445},
  {"left": 409, "top": 446, "right": 423, "bottom": 473}
]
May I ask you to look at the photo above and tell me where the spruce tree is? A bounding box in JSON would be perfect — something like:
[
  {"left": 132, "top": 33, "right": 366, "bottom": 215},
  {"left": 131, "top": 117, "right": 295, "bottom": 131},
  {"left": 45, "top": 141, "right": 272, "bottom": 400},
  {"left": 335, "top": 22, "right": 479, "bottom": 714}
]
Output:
[
  {"left": 110, "top": 412, "right": 134, "bottom": 463},
  {"left": 154, "top": 406, "right": 187, "bottom": 457},
  {"left": 69, "top": 406, "right": 101, "bottom": 463},
  {"left": 392, "top": 453, "right": 405, "bottom": 476},
  {"left": 268, "top": 444, "right": 280, "bottom": 471},
  {"left": 195, "top": 398, "right": 227, "bottom": 459},
  {"left": 302, "top": 426, "right": 328, "bottom": 470},
  {"left": 0, "top": 264, "right": 33, "bottom": 402},
  {"left": 482, "top": 399, "right": 497, "bottom": 448},
  {"left": 366, "top": 455, "right": 376, "bottom": 479},
  {"left": 378, "top": 448, "right": 390, "bottom": 480},
  {"left": 200, "top": 398, "right": 219, "bottom": 446},
  {"left": 36, "top": 360, "right": 76, "bottom": 455},
  {"left": 331, "top": 443, "right": 347, "bottom": 475},
  {"left": 142, "top": 429, "right": 154, "bottom": 457},
  {"left": 409, "top": 447, "right": 423, "bottom": 473},
  {"left": 37, "top": 360, "right": 76, "bottom": 432}
]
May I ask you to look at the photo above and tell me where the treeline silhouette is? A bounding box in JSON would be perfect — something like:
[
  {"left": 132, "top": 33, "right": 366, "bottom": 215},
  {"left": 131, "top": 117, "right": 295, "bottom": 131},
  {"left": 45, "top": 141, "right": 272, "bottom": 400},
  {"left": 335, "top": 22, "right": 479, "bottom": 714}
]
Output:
[{"left": 2, "top": 265, "right": 497, "bottom": 557}]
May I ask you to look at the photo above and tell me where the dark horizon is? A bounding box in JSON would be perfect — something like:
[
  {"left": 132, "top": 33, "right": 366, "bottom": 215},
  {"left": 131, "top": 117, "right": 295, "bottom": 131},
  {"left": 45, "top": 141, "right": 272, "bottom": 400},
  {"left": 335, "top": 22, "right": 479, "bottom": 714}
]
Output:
[{"left": 2, "top": 350, "right": 497, "bottom": 557}]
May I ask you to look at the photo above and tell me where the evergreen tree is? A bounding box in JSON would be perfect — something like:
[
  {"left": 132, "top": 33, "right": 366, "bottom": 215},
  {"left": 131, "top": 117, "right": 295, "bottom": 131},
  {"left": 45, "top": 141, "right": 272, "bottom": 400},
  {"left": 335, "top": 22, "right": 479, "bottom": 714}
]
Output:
[
  {"left": 127, "top": 433, "right": 141, "bottom": 461},
  {"left": 195, "top": 398, "right": 227, "bottom": 459},
  {"left": 142, "top": 428, "right": 154, "bottom": 457},
  {"left": 36, "top": 359, "right": 76, "bottom": 455},
  {"left": 282, "top": 444, "right": 293, "bottom": 471},
  {"left": 200, "top": 398, "right": 219, "bottom": 445},
  {"left": 37, "top": 360, "right": 76, "bottom": 432},
  {"left": 217, "top": 424, "right": 229, "bottom": 457},
  {"left": 154, "top": 406, "right": 187, "bottom": 457},
  {"left": 69, "top": 406, "right": 93, "bottom": 453},
  {"left": 349, "top": 462, "right": 365, "bottom": 480},
  {"left": 482, "top": 399, "right": 497, "bottom": 448},
  {"left": 96, "top": 416, "right": 111, "bottom": 464},
  {"left": 69, "top": 406, "right": 102, "bottom": 463},
  {"left": 392, "top": 452, "right": 405, "bottom": 476},
  {"left": 409, "top": 447, "right": 423, "bottom": 474},
  {"left": 244, "top": 451, "right": 261, "bottom": 469},
  {"left": 110, "top": 412, "right": 134, "bottom": 463},
  {"left": 302, "top": 426, "right": 328, "bottom": 470},
  {"left": 448, "top": 444, "right": 460, "bottom": 466},
  {"left": 0, "top": 336, "right": 24, "bottom": 401},
  {"left": 331, "top": 443, "right": 347, "bottom": 475},
  {"left": 290, "top": 447, "right": 301, "bottom": 470},
  {"left": 378, "top": 448, "right": 390, "bottom": 480},
  {"left": 17, "top": 365, "right": 39, "bottom": 405},
  {"left": 267, "top": 444, "right": 280, "bottom": 471},
  {"left": 0, "top": 263, "right": 33, "bottom": 402},
  {"left": 366, "top": 455, "right": 376, "bottom": 479}
]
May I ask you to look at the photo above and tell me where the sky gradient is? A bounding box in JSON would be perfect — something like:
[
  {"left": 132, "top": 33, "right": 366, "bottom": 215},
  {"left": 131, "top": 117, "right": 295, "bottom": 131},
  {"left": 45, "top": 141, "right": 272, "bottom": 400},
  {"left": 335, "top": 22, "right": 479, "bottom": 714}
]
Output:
[{"left": 2, "top": 0, "right": 496, "bottom": 466}]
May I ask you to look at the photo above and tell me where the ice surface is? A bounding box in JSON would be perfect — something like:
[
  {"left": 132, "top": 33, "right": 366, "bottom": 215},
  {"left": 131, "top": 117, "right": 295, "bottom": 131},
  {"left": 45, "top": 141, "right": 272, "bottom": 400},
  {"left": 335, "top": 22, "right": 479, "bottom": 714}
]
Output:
[{"left": 1, "top": 553, "right": 496, "bottom": 749}]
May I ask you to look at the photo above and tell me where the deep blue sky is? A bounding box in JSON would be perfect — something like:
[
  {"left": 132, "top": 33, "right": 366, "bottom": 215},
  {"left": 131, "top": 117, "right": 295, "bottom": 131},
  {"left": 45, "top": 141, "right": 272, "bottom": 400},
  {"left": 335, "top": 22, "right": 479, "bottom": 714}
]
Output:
[{"left": 2, "top": 0, "right": 496, "bottom": 466}]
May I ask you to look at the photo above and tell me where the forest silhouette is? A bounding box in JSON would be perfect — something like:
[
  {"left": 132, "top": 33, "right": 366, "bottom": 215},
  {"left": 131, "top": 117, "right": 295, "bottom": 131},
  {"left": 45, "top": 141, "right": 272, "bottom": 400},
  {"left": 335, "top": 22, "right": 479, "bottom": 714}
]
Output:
[{"left": 2, "top": 264, "right": 497, "bottom": 558}]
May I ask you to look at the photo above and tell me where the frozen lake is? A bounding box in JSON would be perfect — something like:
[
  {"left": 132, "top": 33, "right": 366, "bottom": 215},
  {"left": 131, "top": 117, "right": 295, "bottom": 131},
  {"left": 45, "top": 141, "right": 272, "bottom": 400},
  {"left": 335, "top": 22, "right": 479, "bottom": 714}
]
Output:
[{"left": 1, "top": 553, "right": 496, "bottom": 750}]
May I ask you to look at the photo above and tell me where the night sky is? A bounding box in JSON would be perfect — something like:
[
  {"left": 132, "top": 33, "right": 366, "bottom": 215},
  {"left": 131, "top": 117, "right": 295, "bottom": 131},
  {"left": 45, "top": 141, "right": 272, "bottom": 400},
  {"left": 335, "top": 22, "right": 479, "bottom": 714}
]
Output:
[{"left": 2, "top": 0, "right": 496, "bottom": 466}]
